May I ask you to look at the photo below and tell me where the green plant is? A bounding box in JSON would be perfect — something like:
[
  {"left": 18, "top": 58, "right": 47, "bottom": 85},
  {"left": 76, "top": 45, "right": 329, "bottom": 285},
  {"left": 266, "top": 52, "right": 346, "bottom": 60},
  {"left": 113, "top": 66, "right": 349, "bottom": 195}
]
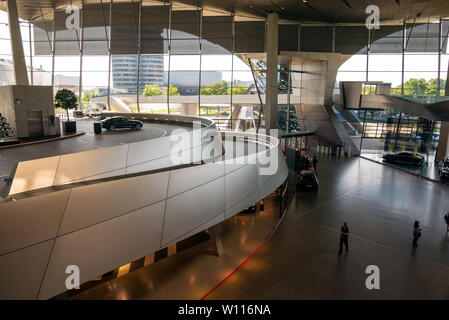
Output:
[
  {"left": 143, "top": 84, "right": 162, "bottom": 96},
  {"left": 55, "top": 89, "right": 78, "bottom": 121},
  {"left": 163, "top": 85, "right": 180, "bottom": 96},
  {"left": 201, "top": 81, "right": 229, "bottom": 95}
]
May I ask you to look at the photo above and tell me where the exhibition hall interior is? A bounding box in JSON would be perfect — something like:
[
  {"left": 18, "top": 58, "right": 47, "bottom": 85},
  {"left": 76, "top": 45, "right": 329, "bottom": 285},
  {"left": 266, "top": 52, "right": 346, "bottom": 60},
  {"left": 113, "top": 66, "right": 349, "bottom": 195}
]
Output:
[{"left": 1, "top": 0, "right": 449, "bottom": 301}]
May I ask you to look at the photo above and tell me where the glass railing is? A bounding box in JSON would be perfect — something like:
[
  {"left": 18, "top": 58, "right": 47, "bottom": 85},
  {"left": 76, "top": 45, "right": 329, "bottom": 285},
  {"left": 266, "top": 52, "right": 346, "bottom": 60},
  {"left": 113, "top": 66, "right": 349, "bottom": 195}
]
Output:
[{"left": 392, "top": 95, "right": 449, "bottom": 104}]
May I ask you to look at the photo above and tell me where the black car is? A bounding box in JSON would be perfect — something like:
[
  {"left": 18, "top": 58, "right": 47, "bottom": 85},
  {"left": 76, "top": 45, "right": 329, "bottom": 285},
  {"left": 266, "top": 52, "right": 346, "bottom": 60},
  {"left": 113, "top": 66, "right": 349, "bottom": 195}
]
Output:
[
  {"left": 382, "top": 152, "right": 424, "bottom": 166},
  {"left": 438, "top": 159, "right": 449, "bottom": 179},
  {"left": 101, "top": 116, "right": 143, "bottom": 131},
  {"left": 297, "top": 170, "right": 319, "bottom": 191}
]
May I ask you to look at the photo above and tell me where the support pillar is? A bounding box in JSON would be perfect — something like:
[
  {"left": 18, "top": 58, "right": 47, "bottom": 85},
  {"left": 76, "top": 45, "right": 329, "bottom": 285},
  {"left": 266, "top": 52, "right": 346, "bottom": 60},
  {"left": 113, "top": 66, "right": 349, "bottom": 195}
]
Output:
[
  {"left": 265, "top": 12, "right": 278, "bottom": 136},
  {"left": 181, "top": 103, "right": 199, "bottom": 116},
  {"left": 435, "top": 69, "right": 449, "bottom": 162},
  {"left": 7, "top": 0, "right": 29, "bottom": 85},
  {"left": 209, "top": 225, "right": 223, "bottom": 257},
  {"left": 436, "top": 122, "right": 449, "bottom": 162}
]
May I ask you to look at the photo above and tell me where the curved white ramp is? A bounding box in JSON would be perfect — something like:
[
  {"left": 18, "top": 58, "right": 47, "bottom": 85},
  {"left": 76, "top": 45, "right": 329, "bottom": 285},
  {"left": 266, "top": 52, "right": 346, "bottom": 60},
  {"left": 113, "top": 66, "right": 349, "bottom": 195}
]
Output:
[{"left": 0, "top": 117, "right": 288, "bottom": 300}]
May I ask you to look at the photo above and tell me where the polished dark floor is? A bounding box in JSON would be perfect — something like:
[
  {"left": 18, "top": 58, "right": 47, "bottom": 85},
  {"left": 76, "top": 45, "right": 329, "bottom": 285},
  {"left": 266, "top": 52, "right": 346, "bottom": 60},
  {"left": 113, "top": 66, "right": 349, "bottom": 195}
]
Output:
[
  {"left": 73, "top": 155, "right": 449, "bottom": 299},
  {"left": 208, "top": 155, "right": 449, "bottom": 299}
]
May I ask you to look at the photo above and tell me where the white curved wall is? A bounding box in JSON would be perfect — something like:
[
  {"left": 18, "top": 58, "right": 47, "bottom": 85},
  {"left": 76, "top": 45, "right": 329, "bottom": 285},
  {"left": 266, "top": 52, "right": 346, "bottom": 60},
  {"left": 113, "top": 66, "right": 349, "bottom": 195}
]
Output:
[
  {"left": 0, "top": 117, "right": 288, "bottom": 300},
  {"left": 8, "top": 114, "right": 221, "bottom": 195}
]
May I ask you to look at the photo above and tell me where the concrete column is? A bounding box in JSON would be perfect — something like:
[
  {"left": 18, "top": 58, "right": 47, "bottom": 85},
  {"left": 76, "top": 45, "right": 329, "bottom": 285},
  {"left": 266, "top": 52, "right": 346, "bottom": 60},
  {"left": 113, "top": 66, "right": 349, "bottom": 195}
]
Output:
[
  {"left": 209, "top": 225, "right": 223, "bottom": 257},
  {"left": 181, "top": 103, "right": 199, "bottom": 116},
  {"left": 7, "top": 0, "right": 29, "bottom": 85},
  {"left": 435, "top": 71, "right": 449, "bottom": 162},
  {"left": 436, "top": 122, "right": 449, "bottom": 162},
  {"left": 265, "top": 12, "right": 278, "bottom": 136}
]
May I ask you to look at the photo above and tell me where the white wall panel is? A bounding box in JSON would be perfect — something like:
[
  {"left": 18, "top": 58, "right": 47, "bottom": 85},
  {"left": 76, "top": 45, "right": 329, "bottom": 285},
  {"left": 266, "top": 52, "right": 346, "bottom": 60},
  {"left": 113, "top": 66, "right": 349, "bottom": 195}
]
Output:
[
  {"left": 165, "top": 212, "right": 225, "bottom": 247},
  {"left": 70, "top": 168, "right": 127, "bottom": 183},
  {"left": 257, "top": 145, "right": 284, "bottom": 187},
  {"left": 167, "top": 162, "right": 224, "bottom": 197},
  {"left": 224, "top": 187, "right": 261, "bottom": 220},
  {"left": 259, "top": 156, "right": 288, "bottom": 200},
  {"left": 0, "top": 190, "right": 70, "bottom": 255},
  {"left": 225, "top": 163, "right": 258, "bottom": 210},
  {"left": 59, "top": 172, "right": 169, "bottom": 234},
  {"left": 39, "top": 201, "right": 165, "bottom": 300},
  {"left": 0, "top": 240, "right": 54, "bottom": 300},
  {"left": 127, "top": 136, "right": 171, "bottom": 167},
  {"left": 161, "top": 177, "right": 225, "bottom": 246},
  {"left": 125, "top": 156, "right": 172, "bottom": 174},
  {"left": 9, "top": 156, "right": 60, "bottom": 195},
  {"left": 54, "top": 144, "right": 129, "bottom": 185}
]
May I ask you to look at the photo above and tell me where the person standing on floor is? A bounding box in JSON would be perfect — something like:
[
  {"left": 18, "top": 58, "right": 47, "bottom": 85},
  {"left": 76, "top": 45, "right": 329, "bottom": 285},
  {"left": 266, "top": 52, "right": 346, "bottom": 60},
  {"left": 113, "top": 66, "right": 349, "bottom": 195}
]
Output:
[
  {"left": 413, "top": 221, "right": 422, "bottom": 246},
  {"left": 444, "top": 213, "right": 449, "bottom": 232},
  {"left": 339, "top": 222, "right": 349, "bottom": 254},
  {"left": 312, "top": 156, "right": 318, "bottom": 172}
]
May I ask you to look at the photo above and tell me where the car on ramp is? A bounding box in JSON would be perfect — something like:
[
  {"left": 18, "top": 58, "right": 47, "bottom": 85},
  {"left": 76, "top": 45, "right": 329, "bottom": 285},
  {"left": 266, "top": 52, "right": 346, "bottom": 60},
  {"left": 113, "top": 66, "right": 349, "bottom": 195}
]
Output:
[{"left": 101, "top": 116, "right": 143, "bottom": 131}]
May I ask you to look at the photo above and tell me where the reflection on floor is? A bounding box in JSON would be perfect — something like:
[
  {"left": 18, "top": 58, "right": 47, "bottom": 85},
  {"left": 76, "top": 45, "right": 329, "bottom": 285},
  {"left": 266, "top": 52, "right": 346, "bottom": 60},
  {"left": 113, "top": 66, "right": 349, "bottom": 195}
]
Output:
[
  {"left": 70, "top": 195, "right": 281, "bottom": 300},
  {"left": 207, "top": 155, "right": 449, "bottom": 299},
  {"left": 73, "top": 155, "right": 449, "bottom": 300},
  {"left": 361, "top": 151, "right": 447, "bottom": 184}
]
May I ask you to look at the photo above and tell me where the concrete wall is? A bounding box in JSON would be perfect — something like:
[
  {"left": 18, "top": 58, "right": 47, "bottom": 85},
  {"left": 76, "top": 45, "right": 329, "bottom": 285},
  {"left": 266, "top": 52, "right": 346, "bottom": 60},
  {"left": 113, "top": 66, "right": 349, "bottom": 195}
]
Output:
[
  {"left": 0, "top": 86, "right": 16, "bottom": 133},
  {"left": 282, "top": 52, "right": 347, "bottom": 145},
  {"left": 341, "top": 82, "right": 363, "bottom": 110},
  {"left": 0, "top": 85, "right": 58, "bottom": 138}
]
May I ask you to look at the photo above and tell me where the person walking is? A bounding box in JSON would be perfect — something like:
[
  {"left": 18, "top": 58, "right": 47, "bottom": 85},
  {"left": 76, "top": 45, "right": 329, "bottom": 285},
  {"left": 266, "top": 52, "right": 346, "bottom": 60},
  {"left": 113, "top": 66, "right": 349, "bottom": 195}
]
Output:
[
  {"left": 312, "top": 156, "right": 318, "bottom": 172},
  {"left": 413, "top": 221, "right": 422, "bottom": 246},
  {"left": 339, "top": 222, "right": 349, "bottom": 254},
  {"left": 444, "top": 213, "right": 449, "bottom": 232}
]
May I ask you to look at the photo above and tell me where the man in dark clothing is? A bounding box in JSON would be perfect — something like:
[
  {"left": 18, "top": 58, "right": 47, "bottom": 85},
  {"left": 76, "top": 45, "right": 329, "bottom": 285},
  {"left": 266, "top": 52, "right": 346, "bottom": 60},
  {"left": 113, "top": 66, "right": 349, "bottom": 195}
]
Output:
[
  {"left": 413, "top": 221, "right": 422, "bottom": 246},
  {"left": 444, "top": 213, "right": 449, "bottom": 232},
  {"left": 339, "top": 222, "right": 349, "bottom": 254},
  {"left": 312, "top": 156, "right": 318, "bottom": 172}
]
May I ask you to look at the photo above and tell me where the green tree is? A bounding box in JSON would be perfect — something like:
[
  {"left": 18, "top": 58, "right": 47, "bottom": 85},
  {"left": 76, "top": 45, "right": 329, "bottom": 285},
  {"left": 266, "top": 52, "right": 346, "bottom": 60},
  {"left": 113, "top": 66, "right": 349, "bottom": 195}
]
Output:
[
  {"left": 81, "top": 90, "right": 99, "bottom": 102},
  {"left": 227, "top": 84, "right": 247, "bottom": 95},
  {"left": 391, "top": 78, "right": 447, "bottom": 96},
  {"left": 425, "top": 78, "right": 446, "bottom": 95},
  {"left": 200, "top": 81, "right": 229, "bottom": 95},
  {"left": 81, "top": 93, "right": 90, "bottom": 102},
  {"left": 163, "top": 85, "right": 180, "bottom": 96},
  {"left": 403, "top": 78, "right": 427, "bottom": 95},
  {"left": 142, "top": 84, "right": 161, "bottom": 96},
  {"left": 54, "top": 89, "right": 78, "bottom": 120}
]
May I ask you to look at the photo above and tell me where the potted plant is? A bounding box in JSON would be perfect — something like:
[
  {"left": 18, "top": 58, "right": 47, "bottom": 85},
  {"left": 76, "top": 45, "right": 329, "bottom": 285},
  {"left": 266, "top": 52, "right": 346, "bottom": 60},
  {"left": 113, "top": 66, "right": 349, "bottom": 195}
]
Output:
[{"left": 55, "top": 89, "right": 78, "bottom": 133}]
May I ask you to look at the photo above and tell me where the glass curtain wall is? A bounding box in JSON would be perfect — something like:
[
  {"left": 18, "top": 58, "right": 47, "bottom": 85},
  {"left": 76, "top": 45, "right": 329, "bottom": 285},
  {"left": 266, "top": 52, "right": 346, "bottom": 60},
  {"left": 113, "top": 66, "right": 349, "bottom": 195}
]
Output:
[
  {"left": 2, "top": 1, "right": 269, "bottom": 131},
  {"left": 337, "top": 20, "right": 449, "bottom": 161}
]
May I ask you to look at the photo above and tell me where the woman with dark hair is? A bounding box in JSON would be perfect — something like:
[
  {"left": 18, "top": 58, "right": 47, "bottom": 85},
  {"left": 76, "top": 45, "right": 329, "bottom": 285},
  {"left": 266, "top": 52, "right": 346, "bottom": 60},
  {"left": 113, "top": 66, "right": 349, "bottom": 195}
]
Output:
[{"left": 413, "top": 221, "right": 422, "bottom": 246}]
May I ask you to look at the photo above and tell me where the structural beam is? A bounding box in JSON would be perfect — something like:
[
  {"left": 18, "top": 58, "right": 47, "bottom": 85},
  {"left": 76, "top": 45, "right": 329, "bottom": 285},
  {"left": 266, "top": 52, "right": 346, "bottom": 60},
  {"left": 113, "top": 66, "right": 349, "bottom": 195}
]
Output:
[
  {"left": 265, "top": 12, "right": 278, "bottom": 136},
  {"left": 7, "top": 0, "right": 29, "bottom": 85}
]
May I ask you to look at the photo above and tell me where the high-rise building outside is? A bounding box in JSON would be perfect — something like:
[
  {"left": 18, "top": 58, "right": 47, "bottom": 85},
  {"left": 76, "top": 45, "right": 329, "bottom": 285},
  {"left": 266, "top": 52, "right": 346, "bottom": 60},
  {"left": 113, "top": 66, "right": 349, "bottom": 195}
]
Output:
[{"left": 112, "top": 55, "right": 164, "bottom": 93}]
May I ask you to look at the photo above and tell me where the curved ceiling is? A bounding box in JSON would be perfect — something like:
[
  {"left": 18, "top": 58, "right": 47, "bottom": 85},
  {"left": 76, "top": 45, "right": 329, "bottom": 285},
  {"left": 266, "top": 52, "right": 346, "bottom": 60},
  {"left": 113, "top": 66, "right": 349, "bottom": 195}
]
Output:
[{"left": 1, "top": 0, "right": 448, "bottom": 24}]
